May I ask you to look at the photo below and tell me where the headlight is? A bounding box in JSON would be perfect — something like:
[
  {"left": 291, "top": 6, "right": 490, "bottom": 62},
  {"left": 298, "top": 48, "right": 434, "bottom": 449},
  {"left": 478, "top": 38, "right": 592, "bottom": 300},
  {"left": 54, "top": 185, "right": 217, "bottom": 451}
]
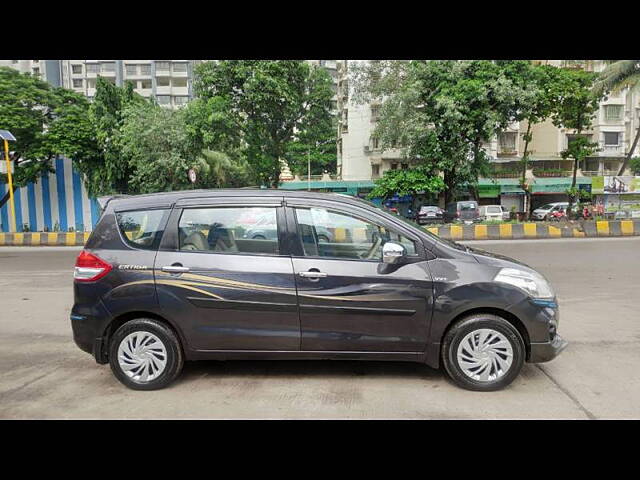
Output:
[{"left": 494, "top": 267, "right": 555, "bottom": 299}]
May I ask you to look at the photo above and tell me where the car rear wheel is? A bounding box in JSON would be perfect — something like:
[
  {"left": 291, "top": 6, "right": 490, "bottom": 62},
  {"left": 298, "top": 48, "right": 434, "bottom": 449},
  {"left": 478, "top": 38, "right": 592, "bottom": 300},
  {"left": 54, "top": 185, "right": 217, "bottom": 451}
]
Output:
[
  {"left": 441, "top": 314, "right": 525, "bottom": 391},
  {"left": 109, "top": 318, "right": 184, "bottom": 391}
]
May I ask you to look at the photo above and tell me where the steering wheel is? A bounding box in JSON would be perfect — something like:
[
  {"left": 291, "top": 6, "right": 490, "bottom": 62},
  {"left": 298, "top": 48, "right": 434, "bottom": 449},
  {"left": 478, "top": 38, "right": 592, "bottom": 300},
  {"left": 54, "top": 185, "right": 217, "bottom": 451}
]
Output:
[{"left": 360, "top": 233, "right": 384, "bottom": 260}]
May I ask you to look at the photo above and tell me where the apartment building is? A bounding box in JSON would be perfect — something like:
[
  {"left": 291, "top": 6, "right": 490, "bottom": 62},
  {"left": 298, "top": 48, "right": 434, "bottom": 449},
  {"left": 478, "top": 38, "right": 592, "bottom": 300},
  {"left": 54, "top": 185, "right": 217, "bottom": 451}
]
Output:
[
  {"left": 0, "top": 59, "right": 62, "bottom": 86},
  {"left": 58, "top": 60, "right": 204, "bottom": 108},
  {"left": 336, "top": 60, "right": 640, "bottom": 209},
  {"left": 307, "top": 60, "right": 339, "bottom": 115}
]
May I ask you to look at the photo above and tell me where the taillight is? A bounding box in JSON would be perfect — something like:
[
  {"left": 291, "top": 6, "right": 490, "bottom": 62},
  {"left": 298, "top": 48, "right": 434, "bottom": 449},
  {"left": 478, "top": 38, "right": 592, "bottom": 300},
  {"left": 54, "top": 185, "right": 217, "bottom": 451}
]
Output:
[
  {"left": 456, "top": 210, "right": 460, "bottom": 217},
  {"left": 74, "top": 250, "right": 112, "bottom": 282}
]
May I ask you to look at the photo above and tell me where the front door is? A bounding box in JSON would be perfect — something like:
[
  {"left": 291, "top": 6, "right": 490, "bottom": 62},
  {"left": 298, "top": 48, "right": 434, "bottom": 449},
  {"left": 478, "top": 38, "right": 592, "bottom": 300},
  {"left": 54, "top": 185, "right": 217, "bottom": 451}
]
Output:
[
  {"left": 154, "top": 201, "right": 299, "bottom": 352},
  {"left": 287, "top": 202, "right": 433, "bottom": 352}
]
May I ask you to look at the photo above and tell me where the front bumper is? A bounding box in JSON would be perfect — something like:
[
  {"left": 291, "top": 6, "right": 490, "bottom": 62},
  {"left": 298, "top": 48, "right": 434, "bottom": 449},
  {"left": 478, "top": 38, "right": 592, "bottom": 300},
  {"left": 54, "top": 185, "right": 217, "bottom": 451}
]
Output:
[{"left": 529, "top": 334, "right": 568, "bottom": 363}]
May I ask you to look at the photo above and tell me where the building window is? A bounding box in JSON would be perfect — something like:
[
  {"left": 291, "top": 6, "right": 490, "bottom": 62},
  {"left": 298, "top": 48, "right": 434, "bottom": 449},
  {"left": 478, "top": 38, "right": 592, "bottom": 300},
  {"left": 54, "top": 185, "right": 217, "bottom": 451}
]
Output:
[
  {"left": 32, "top": 67, "right": 40, "bottom": 76},
  {"left": 370, "top": 136, "right": 380, "bottom": 150},
  {"left": 157, "top": 77, "right": 170, "bottom": 87},
  {"left": 71, "top": 64, "right": 82, "bottom": 74},
  {"left": 174, "top": 96, "right": 189, "bottom": 106},
  {"left": 605, "top": 105, "right": 623, "bottom": 121},
  {"left": 172, "top": 62, "right": 188, "bottom": 72},
  {"left": 125, "top": 64, "right": 138, "bottom": 76},
  {"left": 140, "top": 64, "right": 151, "bottom": 75},
  {"left": 87, "top": 79, "right": 96, "bottom": 89},
  {"left": 371, "top": 105, "right": 380, "bottom": 123},
  {"left": 156, "top": 95, "right": 171, "bottom": 105},
  {"left": 101, "top": 62, "right": 116, "bottom": 73},
  {"left": 391, "top": 163, "right": 398, "bottom": 170},
  {"left": 604, "top": 132, "right": 620, "bottom": 146},
  {"left": 172, "top": 77, "right": 187, "bottom": 88},
  {"left": 140, "top": 79, "right": 152, "bottom": 89},
  {"left": 156, "top": 61, "right": 171, "bottom": 72},
  {"left": 72, "top": 79, "right": 83, "bottom": 88},
  {"left": 567, "top": 134, "right": 591, "bottom": 148},
  {"left": 401, "top": 163, "right": 409, "bottom": 170},
  {"left": 372, "top": 165, "right": 380, "bottom": 178},
  {"left": 11, "top": 60, "right": 18, "bottom": 64},
  {"left": 86, "top": 64, "right": 100, "bottom": 74},
  {"left": 498, "top": 132, "right": 517, "bottom": 153}
]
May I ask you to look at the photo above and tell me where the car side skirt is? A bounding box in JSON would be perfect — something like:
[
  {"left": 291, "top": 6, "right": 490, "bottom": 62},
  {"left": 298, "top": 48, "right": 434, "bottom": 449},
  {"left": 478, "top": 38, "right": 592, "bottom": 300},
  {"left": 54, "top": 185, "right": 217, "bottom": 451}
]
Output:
[{"left": 185, "top": 350, "right": 425, "bottom": 363}]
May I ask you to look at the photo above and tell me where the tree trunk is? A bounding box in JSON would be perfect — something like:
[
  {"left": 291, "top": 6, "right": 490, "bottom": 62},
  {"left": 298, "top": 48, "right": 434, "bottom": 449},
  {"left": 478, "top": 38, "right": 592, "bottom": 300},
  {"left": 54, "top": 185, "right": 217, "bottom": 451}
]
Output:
[
  {"left": 567, "top": 157, "right": 579, "bottom": 219},
  {"left": 521, "top": 123, "right": 532, "bottom": 220},
  {"left": 617, "top": 124, "right": 640, "bottom": 176}
]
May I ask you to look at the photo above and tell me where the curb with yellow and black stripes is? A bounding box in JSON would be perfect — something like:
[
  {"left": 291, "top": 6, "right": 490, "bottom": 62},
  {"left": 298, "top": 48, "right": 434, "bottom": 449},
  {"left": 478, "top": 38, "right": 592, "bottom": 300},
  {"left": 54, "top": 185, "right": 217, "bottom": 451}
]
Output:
[
  {"left": 0, "top": 220, "right": 639, "bottom": 246},
  {"left": 0, "top": 232, "right": 91, "bottom": 246},
  {"left": 424, "top": 220, "right": 640, "bottom": 240}
]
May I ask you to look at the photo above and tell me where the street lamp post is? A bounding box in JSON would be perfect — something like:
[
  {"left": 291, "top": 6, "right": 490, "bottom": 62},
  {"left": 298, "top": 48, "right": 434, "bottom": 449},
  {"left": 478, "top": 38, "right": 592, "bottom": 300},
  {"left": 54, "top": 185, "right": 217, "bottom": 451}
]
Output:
[{"left": 0, "top": 130, "right": 17, "bottom": 232}]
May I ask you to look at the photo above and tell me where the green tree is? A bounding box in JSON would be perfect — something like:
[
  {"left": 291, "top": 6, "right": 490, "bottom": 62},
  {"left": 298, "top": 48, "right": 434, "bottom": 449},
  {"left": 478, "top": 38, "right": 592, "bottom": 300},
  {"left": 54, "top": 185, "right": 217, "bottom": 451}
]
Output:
[
  {"left": 594, "top": 60, "right": 640, "bottom": 176},
  {"left": 284, "top": 66, "right": 337, "bottom": 176},
  {"left": 550, "top": 68, "right": 603, "bottom": 216},
  {"left": 351, "top": 60, "right": 530, "bottom": 204},
  {"left": 192, "top": 60, "right": 335, "bottom": 187},
  {"left": 507, "top": 63, "right": 564, "bottom": 217},
  {"left": 0, "top": 67, "right": 100, "bottom": 209},
  {"left": 368, "top": 167, "right": 445, "bottom": 200},
  {"left": 195, "top": 150, "right": 255, "bottom": 188},
  {"left": 118, "top": 101, "right": 200, "bottom": 193},
  {"left": 630, "top": 156, "right": 640, "bottom": 175},
  {"left": 77, "top": 77, "right": 146, "bottom": 197}
]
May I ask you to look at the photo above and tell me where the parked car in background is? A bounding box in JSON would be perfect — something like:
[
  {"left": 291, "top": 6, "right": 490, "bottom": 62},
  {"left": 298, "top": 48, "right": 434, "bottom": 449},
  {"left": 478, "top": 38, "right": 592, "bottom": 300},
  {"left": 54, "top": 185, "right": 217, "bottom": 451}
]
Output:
[
  {"left": 245, "top": 212, "right": 333, "bottom": 243},
  {"left": 479, "top": 205, "right": 509, "bottom": 222},
  {"left": 531, "top": 202, "right": 569, "bottom": 221},
  {"left": 443, "top": 201, "right": 480, "bottom": 224},
  {"left": 417, "top": 206, "right": 444, "bottom": 224}
]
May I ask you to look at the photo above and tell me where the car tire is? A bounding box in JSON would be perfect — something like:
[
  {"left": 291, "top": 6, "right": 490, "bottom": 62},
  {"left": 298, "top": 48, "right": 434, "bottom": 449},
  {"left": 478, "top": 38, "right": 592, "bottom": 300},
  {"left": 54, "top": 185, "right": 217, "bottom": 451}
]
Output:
[
  {"left": 109, "top": 318, "right": 184, "bottom": 391},
  {"left": 441, "top": 314, "right": 525, "bottom": 392}
]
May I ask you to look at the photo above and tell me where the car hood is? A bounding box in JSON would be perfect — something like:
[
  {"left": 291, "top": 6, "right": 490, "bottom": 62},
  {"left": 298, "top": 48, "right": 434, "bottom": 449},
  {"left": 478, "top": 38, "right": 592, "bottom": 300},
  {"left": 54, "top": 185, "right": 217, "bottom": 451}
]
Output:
[{"left": 466, "top": 245, "right": 535, "bottom": 272}]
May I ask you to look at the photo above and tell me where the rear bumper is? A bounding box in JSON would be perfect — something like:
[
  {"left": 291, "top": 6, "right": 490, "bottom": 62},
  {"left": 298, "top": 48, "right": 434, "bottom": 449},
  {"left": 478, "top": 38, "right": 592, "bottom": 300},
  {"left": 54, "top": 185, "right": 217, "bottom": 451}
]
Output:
[{"left": 528, "top": 334, "right": 568, "bottom": 363}]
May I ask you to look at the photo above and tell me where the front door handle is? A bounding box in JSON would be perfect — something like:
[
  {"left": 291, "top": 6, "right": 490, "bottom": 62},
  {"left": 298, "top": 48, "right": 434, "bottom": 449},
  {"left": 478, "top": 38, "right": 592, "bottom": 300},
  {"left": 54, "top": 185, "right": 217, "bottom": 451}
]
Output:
[
  {"left": 298, "top": 271, "right": 328, "bottom": 279},
  {"left": 162, "top": 265, "right": 190, "bottom": 273}
]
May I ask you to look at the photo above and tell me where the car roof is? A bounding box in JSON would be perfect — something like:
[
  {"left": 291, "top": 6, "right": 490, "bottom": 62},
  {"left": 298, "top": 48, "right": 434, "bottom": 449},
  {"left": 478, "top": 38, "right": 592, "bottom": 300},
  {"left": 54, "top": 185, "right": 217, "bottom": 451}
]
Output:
[{"left": 105, "top": 188, "right": 378, "bottom": 211}]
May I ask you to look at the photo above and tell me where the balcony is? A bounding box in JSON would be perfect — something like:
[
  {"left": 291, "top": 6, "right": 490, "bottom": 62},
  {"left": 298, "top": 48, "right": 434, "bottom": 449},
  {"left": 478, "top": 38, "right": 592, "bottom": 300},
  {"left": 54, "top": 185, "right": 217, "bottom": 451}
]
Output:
[
  {"left": 490, "top": 170, "right": 520, "bottom": 179},
  {"left": 532, "top": 168, "right": 573, "bottom": 177},
  {"left": 497, "top": 149, "right": 518, "bottom": 157},
  {"left": 598, "top": 144, "right": 625, "bottom": 156}
]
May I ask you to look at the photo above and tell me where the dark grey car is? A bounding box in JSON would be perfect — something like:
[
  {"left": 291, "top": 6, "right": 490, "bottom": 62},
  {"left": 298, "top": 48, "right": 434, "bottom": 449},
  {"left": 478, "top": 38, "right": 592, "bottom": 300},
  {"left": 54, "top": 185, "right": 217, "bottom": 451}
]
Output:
[{"left": 71, "top": 190, "right": 567, "bottom": 391}]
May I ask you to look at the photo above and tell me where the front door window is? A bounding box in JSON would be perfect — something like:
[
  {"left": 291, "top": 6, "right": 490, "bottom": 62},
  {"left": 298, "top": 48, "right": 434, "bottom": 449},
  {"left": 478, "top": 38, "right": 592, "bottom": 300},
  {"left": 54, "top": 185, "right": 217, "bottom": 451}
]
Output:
[{"left": 294, "top": 207, "right": 417, "bottom": 261}]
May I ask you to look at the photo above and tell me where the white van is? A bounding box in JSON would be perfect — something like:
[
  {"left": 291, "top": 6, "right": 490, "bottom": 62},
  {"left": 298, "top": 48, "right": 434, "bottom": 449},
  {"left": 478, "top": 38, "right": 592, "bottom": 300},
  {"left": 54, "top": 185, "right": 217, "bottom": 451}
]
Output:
[{"left": 479, "top": 205, "right": 509, "bottom": 221}]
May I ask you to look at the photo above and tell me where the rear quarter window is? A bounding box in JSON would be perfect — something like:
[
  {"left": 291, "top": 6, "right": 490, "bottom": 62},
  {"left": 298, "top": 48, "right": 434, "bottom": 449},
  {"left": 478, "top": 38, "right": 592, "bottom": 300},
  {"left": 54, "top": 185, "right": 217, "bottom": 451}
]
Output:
[{"left": 116, "top": 209, "right": 170, "bottom": 250}]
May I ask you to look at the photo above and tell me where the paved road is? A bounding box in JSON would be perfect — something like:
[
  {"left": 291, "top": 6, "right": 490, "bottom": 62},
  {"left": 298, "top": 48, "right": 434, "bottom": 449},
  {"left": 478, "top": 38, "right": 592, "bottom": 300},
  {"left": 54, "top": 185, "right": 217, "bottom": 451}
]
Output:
[{"left": 1, "top": 238, "right": 639, "bottom": 419}]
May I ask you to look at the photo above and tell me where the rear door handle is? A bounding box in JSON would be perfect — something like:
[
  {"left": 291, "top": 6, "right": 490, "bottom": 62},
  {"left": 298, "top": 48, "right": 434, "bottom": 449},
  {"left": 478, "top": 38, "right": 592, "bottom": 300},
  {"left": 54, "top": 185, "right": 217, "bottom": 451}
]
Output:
[
  {"left": 162, "top": 265, "right": 190, "bottom": 273},
  {"left": 298, "top": 271, "right": 328, "bottom": 279}
]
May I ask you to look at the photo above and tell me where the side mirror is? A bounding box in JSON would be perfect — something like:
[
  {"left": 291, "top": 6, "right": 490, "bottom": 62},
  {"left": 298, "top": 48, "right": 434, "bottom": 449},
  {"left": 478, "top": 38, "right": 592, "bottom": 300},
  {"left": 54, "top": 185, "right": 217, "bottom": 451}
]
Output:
[{"left": 382, "top": 242, "right": 405, "bottom": 264}]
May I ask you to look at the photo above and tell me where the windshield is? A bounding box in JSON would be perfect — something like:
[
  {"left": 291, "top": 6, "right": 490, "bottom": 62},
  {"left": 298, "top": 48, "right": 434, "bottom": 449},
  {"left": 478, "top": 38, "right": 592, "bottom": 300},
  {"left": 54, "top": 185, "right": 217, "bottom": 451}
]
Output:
[
  {"left": 539, "top": 204, "right": 555, "bottom": 210},
  {"left": 459, "top": 202, "right": 477, "bottom": 211}
]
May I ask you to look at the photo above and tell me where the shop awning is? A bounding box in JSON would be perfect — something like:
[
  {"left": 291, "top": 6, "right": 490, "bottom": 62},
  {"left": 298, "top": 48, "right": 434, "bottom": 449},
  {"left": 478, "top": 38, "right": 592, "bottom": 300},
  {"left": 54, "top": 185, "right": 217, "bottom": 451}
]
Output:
[
  {"left": 477, "top": 178, "right": 525, "bottom": 196},
  {"left": 531, "top": 177, "right": 591, "bottom": 194}
]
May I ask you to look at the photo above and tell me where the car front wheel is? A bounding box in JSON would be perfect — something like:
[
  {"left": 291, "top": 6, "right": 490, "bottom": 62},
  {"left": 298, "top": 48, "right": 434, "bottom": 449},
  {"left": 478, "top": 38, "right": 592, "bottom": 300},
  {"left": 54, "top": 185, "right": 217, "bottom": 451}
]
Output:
[
  {"left": 109, "top": 318, "right": 184, "bottom": 391},
  {"left": 441, "top": 314, "right": 525, "bottom": 391}
]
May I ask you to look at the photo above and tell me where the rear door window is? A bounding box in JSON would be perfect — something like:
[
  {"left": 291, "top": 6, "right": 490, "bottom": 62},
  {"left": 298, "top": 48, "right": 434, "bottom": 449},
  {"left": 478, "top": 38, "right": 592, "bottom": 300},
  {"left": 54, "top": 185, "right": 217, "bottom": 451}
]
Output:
[
  {"left": 178, "top": 207, "right": 280, "bottom": 255},
  {"left": 116, "top": 209, "right": 170, "bottom": 250},
  {"left": 459, "top": 202, "right": 477, "bottom": 211}
]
